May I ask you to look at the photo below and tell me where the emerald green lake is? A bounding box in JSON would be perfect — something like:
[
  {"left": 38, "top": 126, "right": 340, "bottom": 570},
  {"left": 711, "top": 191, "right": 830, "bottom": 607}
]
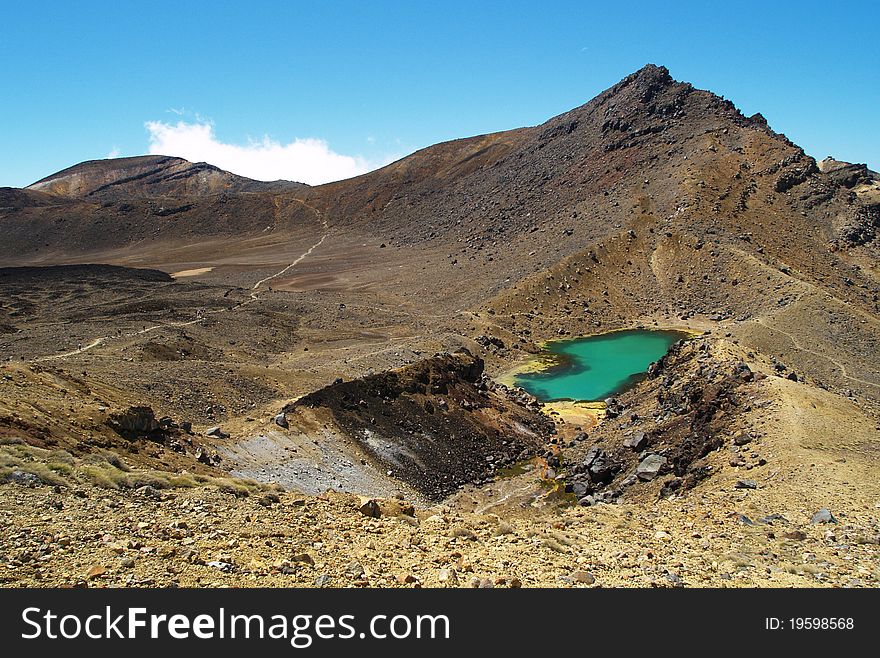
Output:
[{"left": 514, "top": 329, "right": 688, "bottom": 402}]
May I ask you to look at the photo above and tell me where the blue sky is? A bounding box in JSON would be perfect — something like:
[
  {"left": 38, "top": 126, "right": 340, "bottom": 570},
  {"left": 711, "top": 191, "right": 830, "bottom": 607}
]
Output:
[{"left": 2, "top": 0, "right": 877, "bottom": 187}]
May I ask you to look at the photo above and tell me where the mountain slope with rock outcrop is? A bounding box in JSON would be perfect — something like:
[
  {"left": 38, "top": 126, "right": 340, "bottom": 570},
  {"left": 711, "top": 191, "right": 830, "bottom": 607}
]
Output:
[{"left": 0, "top": 64, "right": 878, "bottom": 588}]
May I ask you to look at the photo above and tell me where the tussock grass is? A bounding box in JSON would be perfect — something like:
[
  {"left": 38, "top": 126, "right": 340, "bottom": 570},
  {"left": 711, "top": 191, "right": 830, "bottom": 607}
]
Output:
[
  {"left": 493, "top": 521, "right": 515, "bottom": 536},
  {"left": 549, "top": 530, "right": 576, "bottom": 546},
  {"left": 541, "top": 538, "right": 570, "bottom": 554},
  {"left": 0, "top": 442, "right": 275, "bottom": 495},
  {"left": 47, "top": 461, "right": 75, "bottom": 475},
  {"left": 166, "top": 474, "right": 199, "bottom": 488},
  {"left": 16, "top": 463, "right": 69, "bottom": 487},
  {"left": 449, "top": 526, "right": 478, "bottom": 540},
  {"left": 217, "top": 479, "right": 251, "bottom": 497},
  {"left": 723, "top": 552, "right": 755, "bottom": 568},
  {"left": 47, "top": 449, "right": 75, "bottom": 465},
  {"left": 80, "top": 463, "right": 122, "bottom": 489}
]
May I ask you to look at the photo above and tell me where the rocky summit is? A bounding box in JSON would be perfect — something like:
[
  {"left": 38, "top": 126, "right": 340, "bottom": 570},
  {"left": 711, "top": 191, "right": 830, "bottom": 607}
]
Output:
[{"left": 1, "top": 65, "right": 878, "bottom": 588}]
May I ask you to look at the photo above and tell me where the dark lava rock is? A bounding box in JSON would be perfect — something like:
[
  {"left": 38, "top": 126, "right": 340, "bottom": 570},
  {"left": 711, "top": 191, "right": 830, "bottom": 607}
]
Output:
[
  {"left": 195, "top": 447, "right": 217, "bottom": 465},
  {"left": 290, "top": 350, "right": 553, "bottom": 500},
  {"left": 732, "top": 362, "right": 754, "bottom": 382},
  {"left": 734, "top": 479, "right": 757, "bottom": 489},
  {"left": 475, "top": 334, "right": 506, "bottom": 350},
  {"left": 582, "top": 446, "right": 602, "bottom": 468},
  {"left": 3, "top": 470, "right": 43, "bottom": 487},
  {"left": 732, "top": 432, "right": 752, "bottom": 446},
  {"left": 107, "top": 406, "right": 160, "bottom": 438},
  {"left": 603, "top": 397, "right": 623, "bottom": 419},
  {"left": 574, "top": 446, "right": 614, "bottom": 485},
  {"left": 587, "top": 451, "right": 615, "bottom": 484},
  {"left": 136, "top": 485, "right": 163, "bottom": 501},
  {"left": 274, "top": 412, "right": 289, "bottom": 429},
  {"left": 759, "top": 514, "right": 789, "bottom": 525},
  {"left": 774, "top": 159, "right": 818, "bottom": 192},
  {"left": 811, "top": 508, "right": 838, "bottom": 524},
  {"left": 623, "top": 431, "right": 648, "bottom": 451}
]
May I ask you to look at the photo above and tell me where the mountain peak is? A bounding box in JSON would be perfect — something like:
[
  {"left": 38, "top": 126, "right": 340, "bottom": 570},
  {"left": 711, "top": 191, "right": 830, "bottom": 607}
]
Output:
[
  {"left": 629, "top": 63, "right": 673, "bottom": 85},
  {"left": 603, "top": 63, "right": 680, "bottom": 106}
]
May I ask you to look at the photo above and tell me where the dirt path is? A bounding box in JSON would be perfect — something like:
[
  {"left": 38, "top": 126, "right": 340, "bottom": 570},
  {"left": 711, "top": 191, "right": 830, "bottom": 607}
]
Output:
[
  {"left": 251, "top": 231, "right": 328, "bottom": 293},
  {"left": 33, "top": 199, "right": 331, "bottom": 363},
  {"left": 752, "top": 317, "right": 880, "bottom": 389}
]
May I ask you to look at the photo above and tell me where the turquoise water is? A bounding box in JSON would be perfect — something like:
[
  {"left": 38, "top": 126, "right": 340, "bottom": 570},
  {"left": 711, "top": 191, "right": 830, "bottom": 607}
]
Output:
[{"left": 514, "top": 329, "right": 688, "bottom": 402}]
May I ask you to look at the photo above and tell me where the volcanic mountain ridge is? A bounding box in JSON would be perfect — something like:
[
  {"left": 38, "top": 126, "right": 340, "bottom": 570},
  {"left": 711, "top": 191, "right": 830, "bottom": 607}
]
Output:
[{"left": 0, "top": 64, "right": 878, "bottom": 588}]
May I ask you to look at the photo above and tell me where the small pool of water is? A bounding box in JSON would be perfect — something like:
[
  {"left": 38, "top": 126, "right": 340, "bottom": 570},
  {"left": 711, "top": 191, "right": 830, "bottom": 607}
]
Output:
[{"left": 514, "top": 329, "right": 689, "bottom": 402}]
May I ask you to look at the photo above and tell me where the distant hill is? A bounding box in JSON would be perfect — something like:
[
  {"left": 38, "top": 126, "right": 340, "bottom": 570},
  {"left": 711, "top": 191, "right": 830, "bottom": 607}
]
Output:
[{"left": 27, "top": 155, "right": 305, "bottom": 199}]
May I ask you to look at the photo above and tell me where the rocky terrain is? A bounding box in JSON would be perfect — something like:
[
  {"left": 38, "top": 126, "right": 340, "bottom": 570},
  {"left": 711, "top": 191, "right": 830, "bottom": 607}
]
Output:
[{"left": 0, "top": 65, "right": 877, "bottom": 587}]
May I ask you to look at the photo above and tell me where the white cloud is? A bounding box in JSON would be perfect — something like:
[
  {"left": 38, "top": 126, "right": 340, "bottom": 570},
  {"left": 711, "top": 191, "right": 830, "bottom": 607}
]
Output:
[
  {"left": 106, "top": 146, "right": 121, "bottom": 159},
  {"left": 144, "top": 119, "right": 391, "bottom": 185}
]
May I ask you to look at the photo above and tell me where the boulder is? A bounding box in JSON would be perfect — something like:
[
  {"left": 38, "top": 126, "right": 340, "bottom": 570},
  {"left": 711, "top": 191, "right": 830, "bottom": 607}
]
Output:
[
  {"left": 603, "top": 397, "right": 623, "bottom": 419},
  {"left": 274, "top": 412, "right": 289, "bottom": 429},
  {"left": 377, "top": 498, "right": 415, "bottom": 517},
  {"left": 582, "top": 445, "right": 602, "bottom": 468},
  {"left": 732, "top": 432, "right": 752, "bottom": 446},
  {"left": 759, "top": 514, "right": 788, "bottom": 525},
  {"left": 732, "top": 362, "right": 754, "bottom": 382},
  {"left": 195, "top": 447, "right": 213, "bottom": 465},
  {"left": 438, "top": 567, "right": 459, "bottom": 586},
  {"left": 636, "top": 454, "right": 666, "bottom": 480},
  {"left": 108, "top": 406, "right": 160, "bottom": 436},
  {"left": 623, "top": 431, "right": 648, "bottom": 451},
  {"left": 811, "top": 508, "right": 837, "bottom": 524},
  {"left": 588, "top": 454, "right": 614, "bottom": 484},
  {"left": 3, "top": 470, "right": 43, "bottom": 487}
]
